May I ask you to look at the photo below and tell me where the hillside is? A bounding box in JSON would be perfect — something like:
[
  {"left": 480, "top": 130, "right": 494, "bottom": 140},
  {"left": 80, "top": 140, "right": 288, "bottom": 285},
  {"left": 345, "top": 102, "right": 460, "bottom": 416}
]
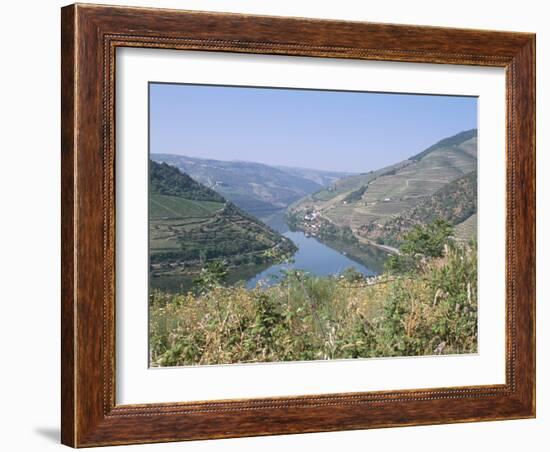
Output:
[
  {"left": 288, "top": 129, "right": 477, "bottom": 247},
  {"left": 360, "top": 171, "right": 477, "bottom": 246},
  {"left": 273, "top": 165, "right": 353, "bottom": 187},
  {"left": 454, "top": 213, "right": 478, "bottom": 242},
  {"left": 150, "top": 160, "right": 225, "bottom": 202},
  {"left": 149, "top": 161, "right": 297, "bottom": 291},
  {"left": 151, "top": 154, "right": 350, "bottom": 215}
]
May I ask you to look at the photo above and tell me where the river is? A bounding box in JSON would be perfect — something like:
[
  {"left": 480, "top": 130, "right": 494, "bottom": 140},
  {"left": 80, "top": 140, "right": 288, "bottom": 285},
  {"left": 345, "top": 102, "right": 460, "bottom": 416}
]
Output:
[
  {"left": 151, "top": 210, "right": 388, "bottom": 293},
  {"left": 245, "top": 211, "right": 387, "bottom": 288}
]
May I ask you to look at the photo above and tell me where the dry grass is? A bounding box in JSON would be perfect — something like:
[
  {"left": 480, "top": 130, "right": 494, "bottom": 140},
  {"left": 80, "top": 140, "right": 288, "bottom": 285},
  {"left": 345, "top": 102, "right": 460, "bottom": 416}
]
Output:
[{"left": 150, "top": 242, "right": 477, "bottom": 366}]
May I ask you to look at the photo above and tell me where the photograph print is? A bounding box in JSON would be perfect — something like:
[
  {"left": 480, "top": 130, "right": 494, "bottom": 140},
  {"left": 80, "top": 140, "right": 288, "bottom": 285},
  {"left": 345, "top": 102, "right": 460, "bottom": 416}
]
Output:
[{"left": 148, "top": 83, "right": 478, "bottom": 367}]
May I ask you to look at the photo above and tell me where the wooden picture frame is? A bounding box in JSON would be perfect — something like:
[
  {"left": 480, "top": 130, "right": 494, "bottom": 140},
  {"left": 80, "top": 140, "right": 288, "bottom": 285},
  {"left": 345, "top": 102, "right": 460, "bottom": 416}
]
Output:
[{"left": 61, "top": 3, "right": 535, "bottom": 447}]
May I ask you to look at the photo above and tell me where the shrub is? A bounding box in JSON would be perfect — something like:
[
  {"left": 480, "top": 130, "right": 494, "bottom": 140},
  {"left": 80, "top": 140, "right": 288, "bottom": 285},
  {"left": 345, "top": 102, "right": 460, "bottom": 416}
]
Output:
[
  {"left": 385, "top": 218, "right": 453, "bottom": 274},
  {"left": 192, "top": 259, "right": 228, "bottom": 293},
  {"left": 150, "top": 240, "right": 477, "bottom": 366},
  {"left": 401, "top": 218, "right": 453, "bottom": 258}
]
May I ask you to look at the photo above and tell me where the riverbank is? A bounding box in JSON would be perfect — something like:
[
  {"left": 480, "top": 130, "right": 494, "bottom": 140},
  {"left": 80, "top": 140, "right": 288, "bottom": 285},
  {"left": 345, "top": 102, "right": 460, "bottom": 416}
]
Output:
[
  {"left": 355, "top": 235, "right": 399, "bottom": 254},
  {"left": 152, "top": 210, "right": 390, "bottom": 293},
  {"left": 286, "top": 207, "right": 399, "bottom": 255}
]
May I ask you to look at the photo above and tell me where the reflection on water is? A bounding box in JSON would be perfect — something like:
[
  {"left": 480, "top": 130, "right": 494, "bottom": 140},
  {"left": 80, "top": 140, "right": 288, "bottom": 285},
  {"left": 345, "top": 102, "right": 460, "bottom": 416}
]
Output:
[
  {"left": 246, "top": 229, "right": 377, "bottom": 288},
  {"left": 151, "top": 210, "right": 389, "bottom": 293},
  {"left": 246, "top": 210, "right": 388, "bottom": 288}
]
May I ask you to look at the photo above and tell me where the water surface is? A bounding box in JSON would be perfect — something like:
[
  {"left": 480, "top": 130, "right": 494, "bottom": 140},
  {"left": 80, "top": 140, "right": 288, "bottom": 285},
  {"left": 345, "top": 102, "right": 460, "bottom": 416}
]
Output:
[
  {"left": 151, "top": 210, "right": 389, "bottom": 293},
  {"left": 246, "top": 229, "right": 377, "bottom": 288}
]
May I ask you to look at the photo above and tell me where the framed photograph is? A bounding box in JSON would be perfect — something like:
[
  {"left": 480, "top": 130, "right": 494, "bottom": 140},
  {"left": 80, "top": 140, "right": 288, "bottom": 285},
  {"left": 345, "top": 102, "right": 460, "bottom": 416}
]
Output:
[{"left": 61, "top": 3, "right": 535, "bottom": 447}]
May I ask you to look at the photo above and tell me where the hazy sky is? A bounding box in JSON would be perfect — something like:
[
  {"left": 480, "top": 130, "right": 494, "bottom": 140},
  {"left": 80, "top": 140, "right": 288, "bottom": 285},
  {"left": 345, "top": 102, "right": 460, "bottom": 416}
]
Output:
[{"left": 149, "top": 83, "right": 477, "bottom": 173}]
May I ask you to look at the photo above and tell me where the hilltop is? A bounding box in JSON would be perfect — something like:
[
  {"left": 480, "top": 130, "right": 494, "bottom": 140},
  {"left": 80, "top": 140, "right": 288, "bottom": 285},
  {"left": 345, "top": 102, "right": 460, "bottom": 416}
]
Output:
[
  {"left": 288, "top": 129, "right": 477, "bottom": 247},
  {"left": 150, "top": 161, "right": 225, "bottom": 202},
  {"left": 149, "top": 160, "right": 297, "bottom": 292}
]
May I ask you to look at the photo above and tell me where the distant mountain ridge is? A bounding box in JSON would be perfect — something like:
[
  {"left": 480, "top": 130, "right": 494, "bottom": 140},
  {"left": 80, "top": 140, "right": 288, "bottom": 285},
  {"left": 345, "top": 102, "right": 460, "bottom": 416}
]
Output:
[
  {"left": 272, "top": 164, "right": 353, "bottom": 187},
  {"left": 150, "top": 154, "right": 352, "bottom": 215}
]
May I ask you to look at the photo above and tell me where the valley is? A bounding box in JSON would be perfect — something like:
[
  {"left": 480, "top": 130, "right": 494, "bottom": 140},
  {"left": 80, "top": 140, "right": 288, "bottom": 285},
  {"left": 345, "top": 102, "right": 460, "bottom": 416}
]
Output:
[
  {"left": 150, "top": 129, "right": 478, "bottom": 294},
  {"left": 151, "top": 153, "right": 351, "bottom": 216}
]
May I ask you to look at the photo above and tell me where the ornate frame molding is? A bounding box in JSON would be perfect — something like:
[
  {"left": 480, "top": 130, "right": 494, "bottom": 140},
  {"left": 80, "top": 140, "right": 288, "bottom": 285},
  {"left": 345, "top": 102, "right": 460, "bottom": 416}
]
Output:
[{"left": 62, "top": 4, "right": 535, "bottom": 447}]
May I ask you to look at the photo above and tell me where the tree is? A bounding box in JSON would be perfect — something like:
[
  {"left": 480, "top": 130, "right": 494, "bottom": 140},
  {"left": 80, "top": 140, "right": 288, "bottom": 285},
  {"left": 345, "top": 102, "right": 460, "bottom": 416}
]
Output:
[
  {"left": 385, "top": 218, "right": 453, "bottom": 274},
  {"left": 400, "top": 219, "right": 453, "bottom": 258},
  {"left": 192, "top": 260, "right": 229, "bottom": 293},
  {"left": 341, "top": 267, "right": 365, "bottom": 283}
]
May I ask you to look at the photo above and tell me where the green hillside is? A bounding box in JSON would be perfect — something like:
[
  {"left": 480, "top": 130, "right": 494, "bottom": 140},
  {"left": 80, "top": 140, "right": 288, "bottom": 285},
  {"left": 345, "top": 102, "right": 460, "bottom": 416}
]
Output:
[
  {"left": 409, "top": 129, "right": 477, "bottom": 161},
  {"left": 301, "top": 160, "right": 410, "bottom": 205},
  {"left": 151, "top": 154, "right": 351, "bottom": 215},
  {"left": 149, "top": 161, "right": 297, "bottom": 292},
  {"left": 150, "top": 161, "right": 224, "bottom": 202},
  {"left": 288, "top": 129, "right": 477, "bottom": 248}
]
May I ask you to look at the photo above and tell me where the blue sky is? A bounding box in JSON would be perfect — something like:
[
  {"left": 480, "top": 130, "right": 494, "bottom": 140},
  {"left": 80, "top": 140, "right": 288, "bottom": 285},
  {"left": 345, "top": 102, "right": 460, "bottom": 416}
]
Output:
[{"left": 149, "top": 83, "right": 477, "bottom": 173}]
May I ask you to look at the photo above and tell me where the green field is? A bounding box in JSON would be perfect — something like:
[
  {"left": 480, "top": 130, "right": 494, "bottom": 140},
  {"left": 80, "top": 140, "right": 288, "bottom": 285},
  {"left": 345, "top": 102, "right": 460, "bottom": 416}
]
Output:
[
  {"left": 149, "top": 194, "right": 225, "bottom": 254},
  {"left": 150, "top": 194, "right": 224, "bottom": 219},
  {"left": 361, "top": 171, "right": 478, "bottom": 246}
]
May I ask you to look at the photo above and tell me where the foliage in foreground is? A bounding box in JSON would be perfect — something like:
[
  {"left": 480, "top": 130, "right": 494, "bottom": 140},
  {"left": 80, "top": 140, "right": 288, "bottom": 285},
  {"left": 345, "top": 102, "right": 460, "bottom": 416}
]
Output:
[{"left": 150, "top": 235, "right": 477, "bottom": 366}]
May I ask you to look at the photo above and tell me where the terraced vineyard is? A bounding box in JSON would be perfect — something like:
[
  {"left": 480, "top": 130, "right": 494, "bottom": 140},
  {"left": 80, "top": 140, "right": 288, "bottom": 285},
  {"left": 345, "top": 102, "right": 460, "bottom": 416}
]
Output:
[
  {"left": 361, "top": 171, "right": 477, "bottom": 246},
  {"left": 149, "top": 161, "right": 296, "bottom": 292},
  {"left": 288, "top": 129, "right": 478, "bottom": 247},
  {"left": 150, "top": 194, "right": 223, "bottom": 219},
  {"left": 454, "top": 213, "right": 478, "bottom": 242},
  {"left": 149, "top": 194, "right": 225, "bottom": 252}
]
